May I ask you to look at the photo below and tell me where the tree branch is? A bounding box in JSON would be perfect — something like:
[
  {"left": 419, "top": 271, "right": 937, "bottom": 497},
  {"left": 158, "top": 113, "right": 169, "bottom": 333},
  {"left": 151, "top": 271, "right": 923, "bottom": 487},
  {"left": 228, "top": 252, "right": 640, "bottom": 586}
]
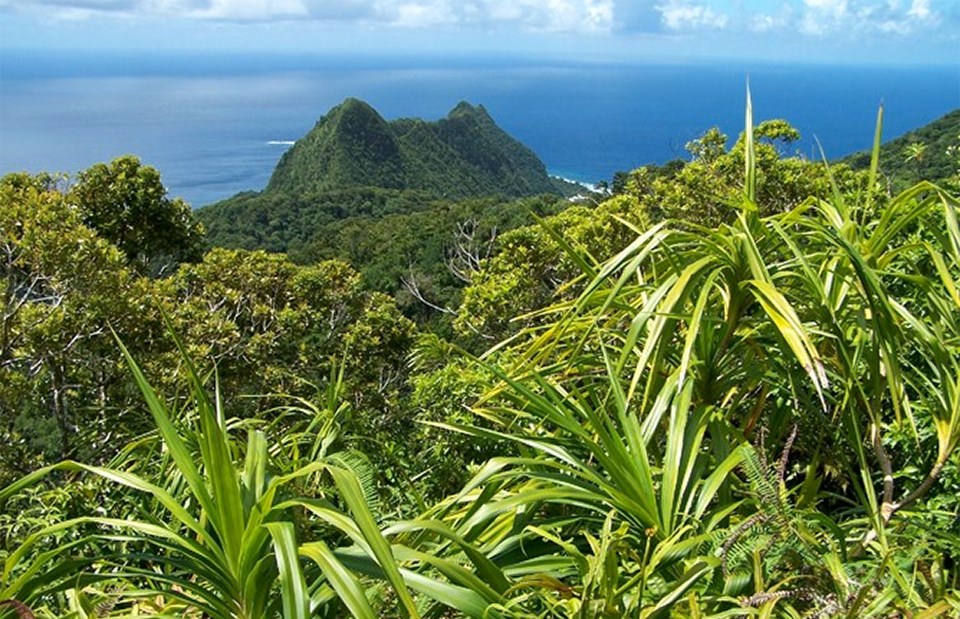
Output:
[{"left": 401, "top": 271, "right": 457, "bottom": 316}]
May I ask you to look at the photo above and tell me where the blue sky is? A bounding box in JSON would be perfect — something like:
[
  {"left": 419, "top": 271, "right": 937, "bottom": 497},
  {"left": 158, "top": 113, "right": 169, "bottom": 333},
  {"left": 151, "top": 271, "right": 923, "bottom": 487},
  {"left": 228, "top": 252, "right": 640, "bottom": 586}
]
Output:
[{"left": 0, "top": 1, "right": 957, "bottom": 64}]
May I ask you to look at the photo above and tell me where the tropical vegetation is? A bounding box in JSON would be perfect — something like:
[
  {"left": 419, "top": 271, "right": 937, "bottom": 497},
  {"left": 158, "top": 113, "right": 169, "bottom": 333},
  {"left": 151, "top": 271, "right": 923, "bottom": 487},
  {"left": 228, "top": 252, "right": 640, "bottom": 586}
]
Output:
[
  {"left": 843, "top": 108, "right": 960, "bottom": 192},
  {"left": 1, "top": 98, "right": 959, "bottom": 618}
]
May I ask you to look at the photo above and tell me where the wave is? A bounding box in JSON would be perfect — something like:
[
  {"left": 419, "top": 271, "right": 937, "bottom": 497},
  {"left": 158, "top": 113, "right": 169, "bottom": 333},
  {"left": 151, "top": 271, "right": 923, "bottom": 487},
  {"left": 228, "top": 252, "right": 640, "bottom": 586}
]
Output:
[
  {"left": 551, "top": 174, "right": 598, "bottom": 192},
  {"left": 267, "top": 140, "right": 296, "bottom": 145}
]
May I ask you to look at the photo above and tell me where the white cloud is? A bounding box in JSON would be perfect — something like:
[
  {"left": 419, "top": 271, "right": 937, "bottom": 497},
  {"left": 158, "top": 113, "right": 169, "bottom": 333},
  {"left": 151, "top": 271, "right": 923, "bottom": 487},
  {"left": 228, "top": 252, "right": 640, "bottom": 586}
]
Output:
[
  {"left": 877, "top": 18, "right": 910, "bottom": 33},
  {"left": 750, "top": 13, "right": 783, "bottom": 32},
  {"left": 798, "top": 0, "right": 942, "bottom": 35},
  {"left": 537, "top": 0, "right": 615, "bottom": 32},
  {"left": 804, "top": 0, "right": 847, "bottom": 13},
  {"left": 2, "top": 0, "right": 952, "bottom": 39},
  {"left": 0, "top": 0, "right": 136, "bottom": 19},
  {"left": 908, "top": 0, "right": 931, "bottom": 20},
  {"left": 800, "top": 0, "right": 847, "bottom": 34},
  {"left": 1, "top": 0, "right": 615, "bottom": 32},
  {"left": 184, "top": 0, "right": 309, "bottom": 20},
  {"left": 656, "top": 0, "right": 729, "bottom": 30},
  {"left": 748, "top": 4, "right": 796, "bottom": 34}
]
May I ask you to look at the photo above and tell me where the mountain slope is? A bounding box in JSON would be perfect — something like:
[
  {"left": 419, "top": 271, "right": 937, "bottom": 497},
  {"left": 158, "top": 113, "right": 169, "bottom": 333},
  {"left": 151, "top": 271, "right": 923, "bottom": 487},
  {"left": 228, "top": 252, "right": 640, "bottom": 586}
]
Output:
[
  {"left": 268, "top": 98, "right": 406, "bottom": 194},
  {"left": 264, "top": 98, "right": 555, "bottom": 199},
  {"left": 842, "top": 108, "right": 959, "bottom": 190},
  {"left": 197, "top": 99, "right": 570, "bottom": 268}
]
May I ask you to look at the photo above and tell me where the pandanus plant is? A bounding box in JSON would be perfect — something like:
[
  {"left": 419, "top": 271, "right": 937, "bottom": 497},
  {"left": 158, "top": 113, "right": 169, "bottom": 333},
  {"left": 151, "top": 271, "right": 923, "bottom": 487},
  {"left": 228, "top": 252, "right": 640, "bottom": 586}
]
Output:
[
  {"left": 0, "top": 327, "right": 428, "bottom": 619},
  {"left": 2, "top": 95, "right": 957, "bottom": 619},
  {"left": 402, "top": 95, "right": 960, "bottom": 616}
]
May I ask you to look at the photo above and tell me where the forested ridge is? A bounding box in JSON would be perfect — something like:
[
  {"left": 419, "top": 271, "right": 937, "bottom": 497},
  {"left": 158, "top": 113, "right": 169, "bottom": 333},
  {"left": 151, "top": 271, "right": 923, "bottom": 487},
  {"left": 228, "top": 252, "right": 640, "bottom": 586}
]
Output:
[
  {"left": 199, "top": 99, "right": 575, "bottom": 255},
  {"left": 197, "top": 99, "right": 589, "bottom": 332},
  {"left": 1, "top": 102, "right": 959, "bottom": 618},
  {"left": 843, "top": 108, "right": 960, "bottom": 191}
]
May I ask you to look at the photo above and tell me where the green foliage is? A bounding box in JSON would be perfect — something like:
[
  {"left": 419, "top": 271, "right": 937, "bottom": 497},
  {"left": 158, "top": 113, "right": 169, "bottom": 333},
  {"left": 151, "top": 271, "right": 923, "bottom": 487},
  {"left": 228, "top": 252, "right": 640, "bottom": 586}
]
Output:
[
  {"left": 685, "top": 126, "right": 728, "bottom": 163},
  {"left": 456, "top": 119, "right": 872, "bottom": 345},
  {"left": 197, "top": 99, "right": 582, "bottom": 325},
  {"left": 455, "top": 195, "right": 647, "bottom": 342},
  {"left": 3, "top": 103, "right": 960, "bottom": 618},
  {"left": 67, "top": 155, "right": 205, "bottom": 271},
  {"left": 298, "top": 195, "right": 568, "bottom": 320},
  {"left": 407, "top": 335, "right": 513, "bottom": 500},
  {"left": 0, "top": 335, "right": 425, "bottom": 619},
  {"left": 165, "top": 249, "right": 367, "bottom": 401},
  {"left": 399, "top": 106, "right": 960, "bottom": 617},
  {"left": 0, "top": 158, "right": 206, "bottom": 479},
  {"left": 754, "top": 118, "right": 801, "bottom": 150},
  {"left": 200, "top": 190, "right": 571, "bottom": 333},
  {"left": 153, "top": 249, "right": 419, "bottom": 497},
  {"left": 608, "top": 119, "right": 875, "bottom": 227},
  {"left": 0, "top": 174, "right": 156, "bottom": 479},
  {"left": 668, "top": 121, "right": 868, "bottom": 225},
  {"left": 267, "top": 99, "right": 556, "bottom": 200},
  {"left": 199, "top": 187, "right": 437, "bottom": 255},
  {"left": 0, "top": 168, "right": 419, "bottom": 494},
  {"left": 844, "top": 108, "right": 960, "bottom": 191}
]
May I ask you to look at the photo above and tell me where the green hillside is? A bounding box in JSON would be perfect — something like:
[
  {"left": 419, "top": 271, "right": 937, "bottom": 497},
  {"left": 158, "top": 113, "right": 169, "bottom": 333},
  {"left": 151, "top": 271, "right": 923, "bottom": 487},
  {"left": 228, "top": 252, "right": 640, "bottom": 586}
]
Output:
[
  {"left": 266, "top": 98, "right": 556, "bottom": 198},
  {"left": 843, "top": 107, "right": 959, "bottom": 190},
  {"left": 198, "top": 99, "right": 572, "bottom": 264}
]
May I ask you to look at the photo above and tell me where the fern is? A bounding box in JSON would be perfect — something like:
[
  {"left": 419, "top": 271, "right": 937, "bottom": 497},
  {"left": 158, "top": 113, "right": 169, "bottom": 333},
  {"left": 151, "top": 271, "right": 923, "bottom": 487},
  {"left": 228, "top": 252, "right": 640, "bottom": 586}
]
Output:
[
  {"left": 717, "top": 426, "right": 839, "bottom": 612},
  {"left": 328, "top": 449, "right": 381, "bottom": 517}
]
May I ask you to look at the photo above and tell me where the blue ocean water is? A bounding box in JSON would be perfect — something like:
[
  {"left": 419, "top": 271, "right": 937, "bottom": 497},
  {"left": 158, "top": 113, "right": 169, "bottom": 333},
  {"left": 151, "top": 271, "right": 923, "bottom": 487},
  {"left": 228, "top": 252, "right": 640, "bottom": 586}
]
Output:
[{"left": 1, "top": 51, "right": 958, "bottom": 207}]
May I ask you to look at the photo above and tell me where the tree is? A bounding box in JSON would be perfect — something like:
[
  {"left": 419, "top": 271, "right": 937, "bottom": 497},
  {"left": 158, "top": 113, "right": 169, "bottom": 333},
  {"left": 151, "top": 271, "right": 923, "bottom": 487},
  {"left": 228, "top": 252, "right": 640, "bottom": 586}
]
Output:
[
  {"left": 1, "top": 168, "right": 423, "bottom": 488},
  {"left": 454, "top": 120, "right": 857, "bottom": 342},
  {"left": 455, "top": 196, "right": 646, "bottom": 343},
  {"left": 0, "top": 344, "right": 431, "bottom": 619},
  {"left": 410, "top": 142, "right": 960, "bottom": 617},
  {"left": 165, "top": 248, "right": 419, "bottom": 495},
  {"left": 67, "top": 156, "right": 205, "bottom": 273},
  {"left": 905, "top": 141, "right": 928, "bottom": 179},
  {"left": 0, "top": 173, "right": 154, "bottom": 481},
  {"left": 755, "top": 118, "right": 801, "bottom": 154},
  {"left": 685, "top": 126, "right": 727, "bottom": 163}
]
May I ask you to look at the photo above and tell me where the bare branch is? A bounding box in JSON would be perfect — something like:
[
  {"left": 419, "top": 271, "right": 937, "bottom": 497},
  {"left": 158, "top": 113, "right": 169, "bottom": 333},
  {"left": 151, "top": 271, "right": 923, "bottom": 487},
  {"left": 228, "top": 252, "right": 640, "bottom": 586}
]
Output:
[
  {"left": 0, "top": 600, "right": 36, "bottom": 619},
  {"left": 891, "top": 459, "right": 947, "bottom": 515},
  {"left": 445, "top": 219, "right": 497, "bottom": 284},
  {"left": 776, "top": 424, "right": 799, "bottom": 483},
  {"left": 401, "top": 270, "right": 457, "bottom": 316},
  {"left": 872, "top": 422, "right": 895, "bottom": 521}
]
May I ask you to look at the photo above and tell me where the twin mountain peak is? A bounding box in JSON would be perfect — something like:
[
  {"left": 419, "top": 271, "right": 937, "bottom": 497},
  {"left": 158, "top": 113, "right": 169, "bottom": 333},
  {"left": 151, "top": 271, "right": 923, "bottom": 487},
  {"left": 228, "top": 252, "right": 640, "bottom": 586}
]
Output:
[{"left": 265, "top": 98, "right": 557, "bottom": 199}]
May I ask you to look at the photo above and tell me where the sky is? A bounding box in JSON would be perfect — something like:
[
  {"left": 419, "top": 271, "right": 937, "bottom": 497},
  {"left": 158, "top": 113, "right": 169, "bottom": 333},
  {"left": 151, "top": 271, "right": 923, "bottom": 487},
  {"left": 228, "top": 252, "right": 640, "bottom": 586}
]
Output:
[{"left": 0, "top": 1, "right": 957, "bottom": 65}]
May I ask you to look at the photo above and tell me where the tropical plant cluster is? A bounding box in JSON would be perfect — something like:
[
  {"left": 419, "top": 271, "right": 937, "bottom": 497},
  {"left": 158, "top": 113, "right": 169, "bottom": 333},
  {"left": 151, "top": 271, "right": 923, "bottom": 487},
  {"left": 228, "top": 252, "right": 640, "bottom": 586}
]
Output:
[{"left": 2, "top": 102, "right": 959, "bottom": 618}]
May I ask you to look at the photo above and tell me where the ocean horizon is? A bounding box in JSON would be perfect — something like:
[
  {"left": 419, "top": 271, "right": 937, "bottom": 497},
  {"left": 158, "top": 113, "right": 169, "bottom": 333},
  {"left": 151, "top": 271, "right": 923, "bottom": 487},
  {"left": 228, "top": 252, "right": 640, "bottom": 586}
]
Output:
[{"left": 1, "top": 51, "right": 957, "bottom": 207}]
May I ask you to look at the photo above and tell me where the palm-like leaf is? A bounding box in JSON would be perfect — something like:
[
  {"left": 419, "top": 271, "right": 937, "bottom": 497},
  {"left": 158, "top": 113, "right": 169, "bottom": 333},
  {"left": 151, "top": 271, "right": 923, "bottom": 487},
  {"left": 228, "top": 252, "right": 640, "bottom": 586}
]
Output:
[
  {"left": 1, "top": 332, "right": 425, "bottom": 619},
  {"left": 405, "top": 102, "right": 960, "bottom": 616}
]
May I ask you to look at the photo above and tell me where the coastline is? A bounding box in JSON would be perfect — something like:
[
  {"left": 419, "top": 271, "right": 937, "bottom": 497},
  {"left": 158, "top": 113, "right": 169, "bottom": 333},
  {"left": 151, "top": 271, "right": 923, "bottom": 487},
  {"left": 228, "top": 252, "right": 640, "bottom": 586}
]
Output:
[{"left": 550, "top": 173, "right": 599, "bottom": 193}]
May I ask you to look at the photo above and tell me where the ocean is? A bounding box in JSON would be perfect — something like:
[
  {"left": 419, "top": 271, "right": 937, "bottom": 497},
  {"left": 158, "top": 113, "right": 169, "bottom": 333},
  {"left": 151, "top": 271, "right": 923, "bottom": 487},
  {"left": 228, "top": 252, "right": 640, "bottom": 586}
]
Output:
[{"left": 1, "top": 51, "right": 958, "bottom": 207}]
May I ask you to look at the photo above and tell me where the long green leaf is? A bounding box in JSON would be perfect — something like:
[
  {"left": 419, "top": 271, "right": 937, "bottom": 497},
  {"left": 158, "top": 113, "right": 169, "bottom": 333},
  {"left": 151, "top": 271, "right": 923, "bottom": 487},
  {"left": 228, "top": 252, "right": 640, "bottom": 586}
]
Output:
[
  {"left": 300, "top": 542, "right": 376, "bottom": 619},
  {"left": 866, "top": 103, "right": 884, "bottom": 214},
  {"left": 264, "top": 522, "right": 310, "bottom": 619},
  {"left": 113, "top": 331, "right": 215, "bottom": 523},
  {"left": 744, "top": 83, "right": 756, "bottom": 205},
  {"left": 327, "top": 466, "right": 420, "bottom": 618}
]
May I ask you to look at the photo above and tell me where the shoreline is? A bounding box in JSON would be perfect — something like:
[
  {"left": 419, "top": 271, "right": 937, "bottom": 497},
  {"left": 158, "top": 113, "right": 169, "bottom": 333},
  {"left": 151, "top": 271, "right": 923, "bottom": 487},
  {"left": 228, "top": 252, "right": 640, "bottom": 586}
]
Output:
[{"left": 550, "top": 173, "right": 599, "bottom": 193}]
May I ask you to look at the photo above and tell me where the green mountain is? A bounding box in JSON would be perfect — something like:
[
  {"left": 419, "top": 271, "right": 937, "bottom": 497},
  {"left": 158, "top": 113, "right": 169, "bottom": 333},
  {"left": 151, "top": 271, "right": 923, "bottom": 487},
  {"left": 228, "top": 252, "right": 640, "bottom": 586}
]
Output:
[
  {"left": 265, "top": 98, "right": 556, "bottom": 198},
  {"left": 842, "top": 108, "right": 959, "bottom": 190},
  {"left": 196, "top": 99, "right": 579, "bottom": 282}
]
